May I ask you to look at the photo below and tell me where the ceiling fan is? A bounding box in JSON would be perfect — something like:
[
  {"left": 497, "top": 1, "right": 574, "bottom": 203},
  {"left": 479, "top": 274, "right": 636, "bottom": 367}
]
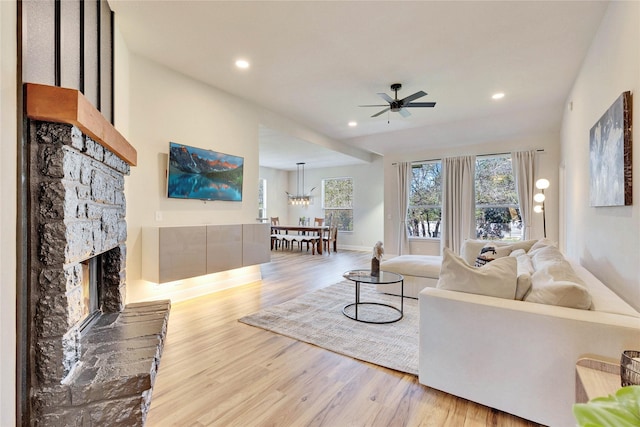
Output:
[{"left": 360, "top": 83, "right": 436, "bottom": 118}]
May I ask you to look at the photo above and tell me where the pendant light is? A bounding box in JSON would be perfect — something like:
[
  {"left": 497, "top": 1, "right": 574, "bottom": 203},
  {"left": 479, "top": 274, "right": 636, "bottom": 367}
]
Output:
[{"left": 286, "top": 162, "right": 315, "bottom": 205}]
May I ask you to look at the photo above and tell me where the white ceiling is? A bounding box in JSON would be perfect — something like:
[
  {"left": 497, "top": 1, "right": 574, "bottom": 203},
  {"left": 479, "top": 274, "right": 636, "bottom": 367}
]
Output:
[{"left": 109, "top": 0, "right": 609, "bottom": 171}]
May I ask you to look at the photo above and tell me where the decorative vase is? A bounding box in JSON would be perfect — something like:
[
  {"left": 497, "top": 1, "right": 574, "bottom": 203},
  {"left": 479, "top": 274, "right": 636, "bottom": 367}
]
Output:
[{"left": 371, "top": 257, "right": 380, "bottom": 277}]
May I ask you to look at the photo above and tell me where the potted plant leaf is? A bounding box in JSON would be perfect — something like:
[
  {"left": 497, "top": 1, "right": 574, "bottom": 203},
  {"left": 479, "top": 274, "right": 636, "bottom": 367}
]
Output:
[{"left": 573, "top": 385, "right": 640, "bottom": 427}]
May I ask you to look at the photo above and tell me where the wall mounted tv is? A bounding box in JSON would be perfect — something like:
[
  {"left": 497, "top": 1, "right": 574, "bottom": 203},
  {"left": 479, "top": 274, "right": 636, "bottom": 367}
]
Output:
[{"left": 167, "top": 142, "right": 244, "bottom": 201}]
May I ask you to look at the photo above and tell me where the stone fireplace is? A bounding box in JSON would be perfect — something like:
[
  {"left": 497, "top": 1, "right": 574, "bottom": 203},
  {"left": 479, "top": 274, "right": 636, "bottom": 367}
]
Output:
[{"left": 26, "top": 84, "right": 170, "bottom": 426}]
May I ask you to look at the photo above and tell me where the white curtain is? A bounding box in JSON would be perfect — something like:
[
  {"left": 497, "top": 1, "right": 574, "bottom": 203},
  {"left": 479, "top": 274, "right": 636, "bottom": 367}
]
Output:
[
  {"left": 441, "top": 155, "right": 476, "bottom": 255},
  {"left": 397, "top": 162, "right": 411, "bottom": 255},
  {"left": 511, "top": 150, "right": 537, "bottom": 240}
]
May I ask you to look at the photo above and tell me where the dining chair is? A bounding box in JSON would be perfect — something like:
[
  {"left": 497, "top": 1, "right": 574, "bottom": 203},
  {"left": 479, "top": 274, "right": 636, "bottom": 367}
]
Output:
[
  {"left": 323, "top": 224, "right": 338, "bottom": 253},
  {"left": 297, "top": 217, "right": 325, "bottom": 253},
  {"left": 270, "top": 217, "right": 287, "bottom": 250}
]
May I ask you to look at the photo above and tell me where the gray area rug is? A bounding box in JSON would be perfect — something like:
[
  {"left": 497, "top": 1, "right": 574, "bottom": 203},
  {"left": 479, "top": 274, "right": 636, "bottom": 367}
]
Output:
[{"left": 239, "top": 281, "right": 418, "bottom": 375}]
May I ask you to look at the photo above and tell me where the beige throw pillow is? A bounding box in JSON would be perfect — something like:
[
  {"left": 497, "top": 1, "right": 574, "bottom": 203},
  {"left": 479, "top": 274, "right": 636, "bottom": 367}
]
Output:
[
  {"left": 525, "top": 277, "right": 592, "bottom": 309},
  {"left": 525, "top": 247, "right": 591, "bottom": 309},
  {"left": 437, "top": 248, "right": 518, "bottom": 299},
  {"left": 514, "top": 253, "right": 534, "bottom": 300}
]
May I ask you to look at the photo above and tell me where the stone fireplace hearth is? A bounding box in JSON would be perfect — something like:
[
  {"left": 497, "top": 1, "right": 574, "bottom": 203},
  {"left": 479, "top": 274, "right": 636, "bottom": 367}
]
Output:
[{"left": 26, "top": 84, "right": 170, "bottom": 425}]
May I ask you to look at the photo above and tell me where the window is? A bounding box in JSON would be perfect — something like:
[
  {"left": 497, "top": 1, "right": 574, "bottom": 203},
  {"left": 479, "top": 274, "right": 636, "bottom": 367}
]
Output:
[
  {"left": 322, "top": 177, "right": 353, "bottom": 231},
  {"left": 407, "top": 155, "right": 521, "bottom": 241},
  {"left": 408, "top": 161, "right": 442, "bottom": 238},
  {"left": 475, "top": 155, "right": 521, "bottom": 241}
]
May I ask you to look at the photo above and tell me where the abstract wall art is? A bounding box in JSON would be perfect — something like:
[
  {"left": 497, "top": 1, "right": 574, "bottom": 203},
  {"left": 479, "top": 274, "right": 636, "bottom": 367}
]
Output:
[{"left": 589, "top": 91, "right": 632, "bottom": 207}]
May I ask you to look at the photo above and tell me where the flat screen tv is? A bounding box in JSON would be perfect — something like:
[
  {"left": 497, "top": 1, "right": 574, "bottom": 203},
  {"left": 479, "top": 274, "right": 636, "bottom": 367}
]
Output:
[{"left": 167, "top": 142, "right": 244, "bottom": 201}]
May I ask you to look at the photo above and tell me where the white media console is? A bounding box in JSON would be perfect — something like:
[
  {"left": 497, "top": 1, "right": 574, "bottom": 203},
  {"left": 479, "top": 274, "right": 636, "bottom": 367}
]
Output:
[{"left": 142, "top": 223, "right": 270, "bottom": 283}]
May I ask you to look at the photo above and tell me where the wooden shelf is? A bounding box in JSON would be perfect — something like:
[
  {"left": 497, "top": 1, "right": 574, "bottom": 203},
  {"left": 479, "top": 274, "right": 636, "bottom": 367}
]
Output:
[
  {"left": 576, "top": 357, "right": 621, "bottom": 403},
  {"left": 25, "top": 83, "right": 137, "bottom": 166}
]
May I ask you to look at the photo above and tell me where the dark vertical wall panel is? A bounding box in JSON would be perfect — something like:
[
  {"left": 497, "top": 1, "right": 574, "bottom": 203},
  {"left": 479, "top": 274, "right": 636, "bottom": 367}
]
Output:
[
  {"left": 100, "top": 0, "right": 113, "bottom": 122},
  {"left": 60, "top": 0, "right": 80, "bottom": 90},
  {"left": 82, "top": 0, "right": 99, "bottom": 111},
  {"left": 22, "top": 0, "right": 113, "bottom": 123},
  {"left": 23, "top": 0, "right": 56, "bottom": 86}
]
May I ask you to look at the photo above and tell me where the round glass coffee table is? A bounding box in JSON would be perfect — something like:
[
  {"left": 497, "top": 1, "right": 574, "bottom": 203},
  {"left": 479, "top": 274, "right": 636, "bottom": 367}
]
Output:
[{"left": 342, "top": 270, "right": 404, "bottom": 324}]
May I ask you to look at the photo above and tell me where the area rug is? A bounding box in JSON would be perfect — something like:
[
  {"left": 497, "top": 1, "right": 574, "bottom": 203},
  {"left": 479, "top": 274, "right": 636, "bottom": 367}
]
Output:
[{"left": 238, "top": 281, "right": 418, "bottom": 375}]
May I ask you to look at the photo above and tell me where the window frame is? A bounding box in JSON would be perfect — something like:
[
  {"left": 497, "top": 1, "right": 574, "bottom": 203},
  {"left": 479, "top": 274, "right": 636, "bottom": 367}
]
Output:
[
  {"left": 406, "top": 154, "right": 522, "bottom": 242},
  {"left": 322, "top": 176, "right": 353, "bottom": 232},
  {"left": 474, "top": 153, "right": 522, "bottom": 241},
  {"left": 407, "top": 160, "right": 442, "bottom": 240}
]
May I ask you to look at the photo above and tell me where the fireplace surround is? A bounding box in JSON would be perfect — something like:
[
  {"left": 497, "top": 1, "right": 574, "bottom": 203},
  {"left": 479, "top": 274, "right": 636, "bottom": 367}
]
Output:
[{"left": 25, "top": 84, "right": 170, "bottom": 425}]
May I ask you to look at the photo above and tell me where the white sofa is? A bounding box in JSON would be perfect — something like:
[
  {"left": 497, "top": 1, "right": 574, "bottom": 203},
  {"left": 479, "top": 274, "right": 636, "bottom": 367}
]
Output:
[
  {"left": 418, "top": 243, "right": 640, "bottom": 427},
  {"left": 378, "top": 255, "right": 441, "bottom": 298}
]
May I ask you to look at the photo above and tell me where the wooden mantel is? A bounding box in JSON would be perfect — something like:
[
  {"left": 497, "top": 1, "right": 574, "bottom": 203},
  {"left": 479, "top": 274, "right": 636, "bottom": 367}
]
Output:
[{"left": 25, "top": 83, "right": 137, "bottom": 166}]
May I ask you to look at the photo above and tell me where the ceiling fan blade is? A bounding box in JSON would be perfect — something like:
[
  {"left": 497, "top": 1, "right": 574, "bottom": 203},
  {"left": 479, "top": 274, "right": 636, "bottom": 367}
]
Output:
[
  {"left": 377, "top": 93, "right": 394, "bottom": 103},
  {"left": 400, "top": 90, "right": 427, "bottom": 104},
  {"left": 371, "top": 107, "right": 390, "bottom": 118},
  {"left": 398, "top": 108, "right": 411, "bottom": 118},
  {"left": 405, "top": 102, "right": 437, "bottom": 108},
  {"left": 359, "top": 104, "right": 388, "bottom": 107}
]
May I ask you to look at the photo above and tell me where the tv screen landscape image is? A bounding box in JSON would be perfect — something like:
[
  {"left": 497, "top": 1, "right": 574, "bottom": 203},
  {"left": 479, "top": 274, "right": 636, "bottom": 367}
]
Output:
[{"left": 167, "top": 142, "right": 244, "bottom": 201}]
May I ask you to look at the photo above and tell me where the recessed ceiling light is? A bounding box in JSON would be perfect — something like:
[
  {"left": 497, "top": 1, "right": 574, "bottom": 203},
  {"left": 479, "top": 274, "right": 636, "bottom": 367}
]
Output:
[
  {"left": 348, "top": 121, "right": 357, "bottom": 127},
  {"left": 235, "top": 59, "right": 250, "bottom": 69},
  {"left": 492, "top": 92, "right": 505, "bottom": 100}
]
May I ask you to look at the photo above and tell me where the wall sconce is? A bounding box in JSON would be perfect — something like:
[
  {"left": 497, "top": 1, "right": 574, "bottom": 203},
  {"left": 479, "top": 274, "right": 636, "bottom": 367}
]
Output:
[
  {"left": 285, "top": 162, "right": 315, "bottom": 206},
  {"left": 533, "top": 178, "right": 549, "bottom": 238}
]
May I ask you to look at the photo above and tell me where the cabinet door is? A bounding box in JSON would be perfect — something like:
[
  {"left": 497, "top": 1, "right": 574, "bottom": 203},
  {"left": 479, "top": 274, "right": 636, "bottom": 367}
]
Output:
[
  {"left": 158, "top": 226, "right": 207, "bottom": 283},
  {"left": 243, "top": 223, "right": 271, "bottom": 266},
  {"left": 207, "top": 225, "right": 243, "bottom": 274}
]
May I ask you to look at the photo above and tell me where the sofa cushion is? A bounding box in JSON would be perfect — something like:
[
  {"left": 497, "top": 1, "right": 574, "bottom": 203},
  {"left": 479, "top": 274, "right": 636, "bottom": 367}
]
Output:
[
  {"left": 530, "top": 246, "right": 585, "bottom": 285},
  {"left": 527, "top": 238, "right": 558, "bottom": 256},
  {"left": 461, "top": 239, "right": 537, "bottom": 266},
  {"left": 525, "top": 278, "right": 592, "bottom": 309},
  {"left": 380, "top": 255, "right": 441, "bottom": 279},
  {"left": 514, "top": 253, "right": 534, "bottom": 300},
  {"left": 525, "top": 248, "right": 592, "bottom": 309},
  {"left": 437, "top": 248, "right": 518, "bottom": 299}
]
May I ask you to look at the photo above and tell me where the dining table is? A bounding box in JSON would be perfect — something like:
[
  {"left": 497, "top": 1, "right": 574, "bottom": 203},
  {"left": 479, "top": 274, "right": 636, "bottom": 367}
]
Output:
[{"left": 270, "top": 225, "right": 330, "bottom": 254}]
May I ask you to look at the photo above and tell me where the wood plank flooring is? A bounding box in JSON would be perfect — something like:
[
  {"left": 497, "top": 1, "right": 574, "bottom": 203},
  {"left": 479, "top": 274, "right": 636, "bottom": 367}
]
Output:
[{"left": 146, "top": 250, "right": 541, "bottom": 427}]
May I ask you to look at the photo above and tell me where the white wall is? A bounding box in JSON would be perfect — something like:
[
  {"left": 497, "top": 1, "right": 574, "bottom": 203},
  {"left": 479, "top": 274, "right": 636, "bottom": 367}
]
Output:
[
  {"left": 380, "top": 131, "right": 561, "bottom": 256},
  {"left": 119, "top": 52, "right": 376, "bottom": 303},
  {"left": 1, "top": 1, "right": 17, "bottom": 424},
  {"left": 282, "top": 159, "right": 385, "bottom": 251},
  {"left": 259, "top": 166, "right": 289, "bottom": 223},
  {"left": 561, "top": 1, "right": 640, "bottom": 310}
]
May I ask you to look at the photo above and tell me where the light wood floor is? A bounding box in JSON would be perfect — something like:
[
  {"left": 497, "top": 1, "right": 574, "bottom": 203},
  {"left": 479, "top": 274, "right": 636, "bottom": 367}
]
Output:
[{"left": 146, "top": 249, "right": 541, "bottom": 427}]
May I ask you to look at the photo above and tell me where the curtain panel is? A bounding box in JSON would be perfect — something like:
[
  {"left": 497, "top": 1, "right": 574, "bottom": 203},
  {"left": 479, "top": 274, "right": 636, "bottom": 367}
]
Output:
[
  {"left": 511, "top": 150, "right": 537, "bottom": 240},
  {"left": 441, "top": 155, "right": 476, "bottom": 254},
  {"left": 397, "top": 162, "right": 411, "bottom": 255}
]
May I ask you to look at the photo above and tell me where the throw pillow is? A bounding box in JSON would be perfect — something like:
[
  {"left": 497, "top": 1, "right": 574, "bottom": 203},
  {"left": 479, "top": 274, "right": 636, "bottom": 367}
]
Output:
[
  {"left": 510, "top": 248, "right": 527, "bottom": 258},
  {"left": 437, "top": 248, "right": 518, "bottom": 299},
  {"left": 514, "top": 253, "right": 534, "bottom": 300},
  {"left": 525, "top": 271, "right": 592, "bottom": 310},
  {"left": 474, "top": 244, "right": 513, "bottom": 267},
  {"left": 460, "top": 239, "right": 491, "bottom": 265},
  {"left": 527, "top": 238, "right": 558, "bottom": 256}
]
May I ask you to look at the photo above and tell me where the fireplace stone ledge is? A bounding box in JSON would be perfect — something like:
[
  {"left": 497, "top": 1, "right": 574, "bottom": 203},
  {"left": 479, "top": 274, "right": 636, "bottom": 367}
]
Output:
[{"left": 34, "top": 300, "right": 171, "bottom": 426}]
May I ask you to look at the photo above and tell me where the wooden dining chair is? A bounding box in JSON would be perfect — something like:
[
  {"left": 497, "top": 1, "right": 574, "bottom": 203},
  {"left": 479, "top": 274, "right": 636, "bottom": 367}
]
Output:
[
  {"left": 323, "top": 224, "right": 338, "bottom": 253},
  {"left": 270, "top": 217, "right": 287, "bottom": 250},
  {"left": 297, "top": 217, "right": 324, "bottom": 253}
]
